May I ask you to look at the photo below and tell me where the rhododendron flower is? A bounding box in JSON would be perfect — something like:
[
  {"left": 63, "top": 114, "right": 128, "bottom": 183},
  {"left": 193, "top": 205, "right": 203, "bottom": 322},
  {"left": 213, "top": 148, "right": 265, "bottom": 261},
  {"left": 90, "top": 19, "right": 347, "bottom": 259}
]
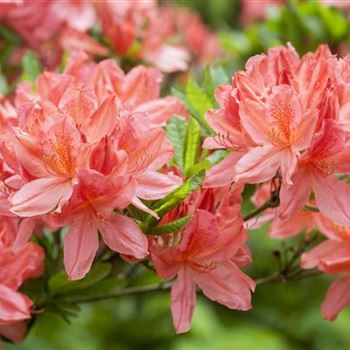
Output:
[
  {"left": 302, "top": 218, "right": 350, "bottom": 320},
  {"left": 279, "top": 119, "right": 350, "bottom": 227},
  {"left": 98, "top": 1, "right": 220, "bottom": 72},
  {"left": 2, "top": 53, "right": 184, "bottom": 280},
  {"left": 204, "top": 45, "right": 336, "bottom": 187},
  {"left": 240, "top": 0, "right": 282, "bottom": 25},
  {"left": 9, "top": 115, "right": 86, "bottom": 217},
  {"left": 54, "top": 168, "right": 148, "bottom": 280},
  {"left": 0, "top": 0, "right": 105, "bottom": 69},
  {"left": 0, "top": 219, "right": 44, "bottom": 347},
  {"left": 150, "top": 186, "right": 255, "bottom": 333}
]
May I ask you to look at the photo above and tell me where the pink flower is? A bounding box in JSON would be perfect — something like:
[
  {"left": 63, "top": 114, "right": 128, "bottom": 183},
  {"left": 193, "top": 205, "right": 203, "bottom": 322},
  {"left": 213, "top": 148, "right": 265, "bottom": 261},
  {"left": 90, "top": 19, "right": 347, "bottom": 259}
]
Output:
[
  {"left": 279, "top": 119, "right": 350, "bottom": 226},
  {"left": 302, "top": 218, "right": 350, "bottom": 320},
  {"left": 3, "top": 54, "right": 184, "bottom": 280},
  {"left": 0, "top": 225, "right": 44, "bottom": 346},
  {"left": 204, "top": 45, "right": 340, "bottom": 188},
  {"left": 150, "top": 186, "right": 254, "bottom": 333},
  {"left": 98, "top": 1, "right": 220, "bottom": 72},
  {"left": 0, "top": 0, "right": 104, "bottom": 69},
  {"left": 240, "top": 0, "right": 282, "bottom": 25},
  {"left": 54, "top": 168, "right": 147, "bottom": 280},
  {"left": 10, "top": 115, "right": 86, "bottom": 217}
]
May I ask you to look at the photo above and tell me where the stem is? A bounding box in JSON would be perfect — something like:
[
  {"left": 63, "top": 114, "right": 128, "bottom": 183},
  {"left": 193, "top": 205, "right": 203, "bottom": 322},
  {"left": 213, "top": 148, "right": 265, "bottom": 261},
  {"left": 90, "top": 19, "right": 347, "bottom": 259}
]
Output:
[
  {"left": 243, "top": 179, "right": 281, "bottom": 222},
  {"left": 61, "top": 281, "right": 174, "bottom": 305},
  {"left": 243, "top": 199, "right": 275, "bottom": 222}
]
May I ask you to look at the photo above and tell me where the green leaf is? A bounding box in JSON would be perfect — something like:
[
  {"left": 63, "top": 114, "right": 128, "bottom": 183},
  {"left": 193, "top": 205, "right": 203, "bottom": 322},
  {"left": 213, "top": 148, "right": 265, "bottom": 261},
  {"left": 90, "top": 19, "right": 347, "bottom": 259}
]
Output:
[
  {"left": 207, "top": 149, "right": 229, "bottom": 166},
  {"left": 166, "top": 116, "right": 186, "bottom": 170},
  {"left": 147, "top": 216, "right": 192, "bottom": 235},
  {"left": 184, "top": 117, "right": 200, "bottom": 175},
  {"left": 49, "top": 263, "right": 112, "bottom": 296},
  {"left": 319, "top": 5, "right": 348, "bottom": 40},
  {"left": 0, "top": 74, "right": 8, "bottom": 95},
  {"left": 204, "top": 65, "right": 229, "bottom": 100},
  {"left": 143, "top": 170, "right": 205, "bottom": 229},
  {"left": 185, "top": 78, "right": 213, "bottom": 133},
  {"left": 62, "top": 277, "right": 127, "bottom": 299},
  {"left": 187, "top": 149, "right": 229, "bottom": 177},
  {"left": 21, "top": 51, "right": 41, "bottom": 84}
]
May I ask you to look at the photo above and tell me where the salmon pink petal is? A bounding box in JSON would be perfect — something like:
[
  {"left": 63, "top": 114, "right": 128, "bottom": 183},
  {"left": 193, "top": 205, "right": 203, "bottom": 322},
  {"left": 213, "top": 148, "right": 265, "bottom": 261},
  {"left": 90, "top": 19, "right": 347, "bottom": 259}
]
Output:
[
  {"left": 36, "top": 72, "right": 73, "bottom": 106},
  {"left": 144, "top": 45, "right": 190, "bottom": 73},
  {"left": 203, "top": 152, "right": 241, "bottom": 188},
  {"left": 279, "top": 168, "right": 311, "bottom": 221},
  {"left": 121, "top": 66, "right": 161, "bottom": 106},
  {"left": 171, "top": 268, "right": 196, "bottom": 334},
  {"left": 135, "top": 171, "right": 182, "bottom": 200},
  {"left": 321, "top": 276, "right": 350, "bottom": 321},
  {"left": 84, "top": 95, "right": 119, "bottom": 143},
  {"left": 135, "top": 97, "right": 187, "bottom": 127},
  {"left": 301, "top": 240, "right": 343, "bottom": 269},
  {"left": 239, "top": 98, "right": 269, "bottom": 144},
  {"left": 279, "top": 149, "right": 298, "bottom": 185},
  {"left": 270, "top": 213, "right": 313, "bottom": 239},
  {"left": 0, "top": 322, "right": 27, "bottom": 344},
  {"left": 59, "top": 87, "right": 98, "bottom": 126},
  {"left": 13, "top": 218, "right": 36, "bottom": 250},
  {"left": 131, "top": 196, "right": 159, "bottom": 218},
  {"left": 10, "top": 178, "right": 73, "bottom": 217},
  {"left": 98, "top": 214, "right": 148, "bottom": 259},
  {"left": 234, "top": 146, "right": 283, "bottom": 184},
  {"left": 0, "top": 284, "right": 31, "bottom": 322},
  {"left": 64, "top": 217, "right": 99, "bottom": 280},
  {"left": 195, "top": 261, "right": 255, "bottom": 310},
  {"left": 312, "top": 174, "right": 350, "bottom": 226}
]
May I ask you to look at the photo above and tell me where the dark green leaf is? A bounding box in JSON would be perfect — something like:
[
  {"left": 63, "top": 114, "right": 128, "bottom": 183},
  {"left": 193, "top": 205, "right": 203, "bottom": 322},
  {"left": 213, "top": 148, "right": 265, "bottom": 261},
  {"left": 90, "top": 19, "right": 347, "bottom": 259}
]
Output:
[{"left": 49, "top": 263, "right": 112, "bottom": 296}]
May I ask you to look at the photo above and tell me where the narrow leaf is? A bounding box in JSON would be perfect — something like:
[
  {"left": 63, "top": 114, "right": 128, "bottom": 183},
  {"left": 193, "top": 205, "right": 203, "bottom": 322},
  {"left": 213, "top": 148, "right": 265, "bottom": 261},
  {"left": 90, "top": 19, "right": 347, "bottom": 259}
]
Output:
[
  {"left": 184, "top": 117, "right": 200, "bottom": 175},
  {"left": 49, "top": 263, "right": 112, "bottom": 296},
  {"left": 144, "top": 170, "right": 205, "bottom": 228},
  {"left": 166, "top": 116, "right": 186, "bottom": 170},
  {"left": 21, "top": 51, "right": 41, "bottom": 84},
  {"left": 147, "top": 216, "right": 192, "bottom": 235}
]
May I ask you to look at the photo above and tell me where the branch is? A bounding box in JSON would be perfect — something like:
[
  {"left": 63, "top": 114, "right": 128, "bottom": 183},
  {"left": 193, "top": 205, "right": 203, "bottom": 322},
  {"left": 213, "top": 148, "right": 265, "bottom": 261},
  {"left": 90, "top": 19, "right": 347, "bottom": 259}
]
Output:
[
  {"left": 243, "top": 177, "right": 281, "bottom": 222},
  {"left": 61, "top": 281, "right": 174, "bottom": 305},
  {"left": 254, "top": 234, "right": 319, "bottom": 286}
]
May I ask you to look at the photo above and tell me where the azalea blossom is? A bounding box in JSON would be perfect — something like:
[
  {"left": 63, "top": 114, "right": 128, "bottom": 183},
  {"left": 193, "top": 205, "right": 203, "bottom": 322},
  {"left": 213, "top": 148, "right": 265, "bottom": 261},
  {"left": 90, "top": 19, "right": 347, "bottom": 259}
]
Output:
[
  {"left": 0, "top": 217, "right": 44, "bottom": 348},
  {"left": 0, "top": 0, "right": 105, "bottom": 69},
  {"left": 302, "top": 217, "right": 350, "bottom": 320},
  {"left": 150, "top": 185, "right": 255, "bottom": 333},
  {"left": 1, "top": 54, "right": 184, "bottom": 280}
]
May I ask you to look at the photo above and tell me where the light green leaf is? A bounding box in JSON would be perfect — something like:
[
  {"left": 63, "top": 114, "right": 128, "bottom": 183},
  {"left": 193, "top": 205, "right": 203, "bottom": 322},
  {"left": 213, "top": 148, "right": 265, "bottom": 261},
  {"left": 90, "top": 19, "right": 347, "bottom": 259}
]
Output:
[
  {"left": 184, "top": 117, "right": 200, "bottom": 175},
  {"left": 147, "top": 216, "right": 192, "bottom": 235},
  {"left": 166, "top": 116, "right": 186, "bottom": 170},
  {"left": 143, "top": 170, "right": 205, "bottom": 229},
  {"left": 21, "top": 51, "right": 41, "bottom": 84},
  {"left": 187, "top": 149, "right": 229, "bottom": 177},
  {"left": 185, "top": 78, "right": 213, "bottom": 133}
]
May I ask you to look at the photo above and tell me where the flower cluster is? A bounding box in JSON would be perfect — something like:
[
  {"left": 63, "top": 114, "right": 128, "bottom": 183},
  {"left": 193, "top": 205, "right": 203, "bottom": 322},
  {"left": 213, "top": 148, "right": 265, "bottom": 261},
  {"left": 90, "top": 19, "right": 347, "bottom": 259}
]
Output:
[
  {"left": 0, "top": 217, "right": 44, "bottom": 347},
  {"left": 205, "top": 43, "right": 350, "bottom": 320},
  {"left": 2, "top": 4, "right": 350, "bottom": 340},
  {"left": 150, "top": 183, "right": 254, "bottom": 333},
  {"left": 0, "top": 0, "right": 221, "bottom": 72}
]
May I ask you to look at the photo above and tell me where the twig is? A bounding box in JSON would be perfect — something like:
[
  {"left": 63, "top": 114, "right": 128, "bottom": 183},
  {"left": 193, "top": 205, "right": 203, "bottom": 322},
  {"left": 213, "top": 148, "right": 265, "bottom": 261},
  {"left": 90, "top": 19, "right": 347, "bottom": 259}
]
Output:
[
  {"left": 243, "top": 178, "right": 281, "bottom": 222},
  {"left": 61, "top": 281, "right": 174, "bottom": 305}
]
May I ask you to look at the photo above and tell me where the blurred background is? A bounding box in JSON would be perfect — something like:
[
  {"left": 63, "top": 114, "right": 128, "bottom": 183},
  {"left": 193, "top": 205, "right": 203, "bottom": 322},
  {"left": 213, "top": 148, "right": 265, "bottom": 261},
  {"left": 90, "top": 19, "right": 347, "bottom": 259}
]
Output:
[{"left": 3, "top": 0, "right": 350, "bottom": 349}]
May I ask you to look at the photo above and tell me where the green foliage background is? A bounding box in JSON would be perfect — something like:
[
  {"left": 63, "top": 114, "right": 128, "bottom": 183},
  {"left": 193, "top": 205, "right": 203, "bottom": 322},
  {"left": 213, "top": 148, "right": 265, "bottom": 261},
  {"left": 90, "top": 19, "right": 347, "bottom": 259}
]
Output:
[{"left": 3, "top": 0, "right": 350, "bottom": 349}]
